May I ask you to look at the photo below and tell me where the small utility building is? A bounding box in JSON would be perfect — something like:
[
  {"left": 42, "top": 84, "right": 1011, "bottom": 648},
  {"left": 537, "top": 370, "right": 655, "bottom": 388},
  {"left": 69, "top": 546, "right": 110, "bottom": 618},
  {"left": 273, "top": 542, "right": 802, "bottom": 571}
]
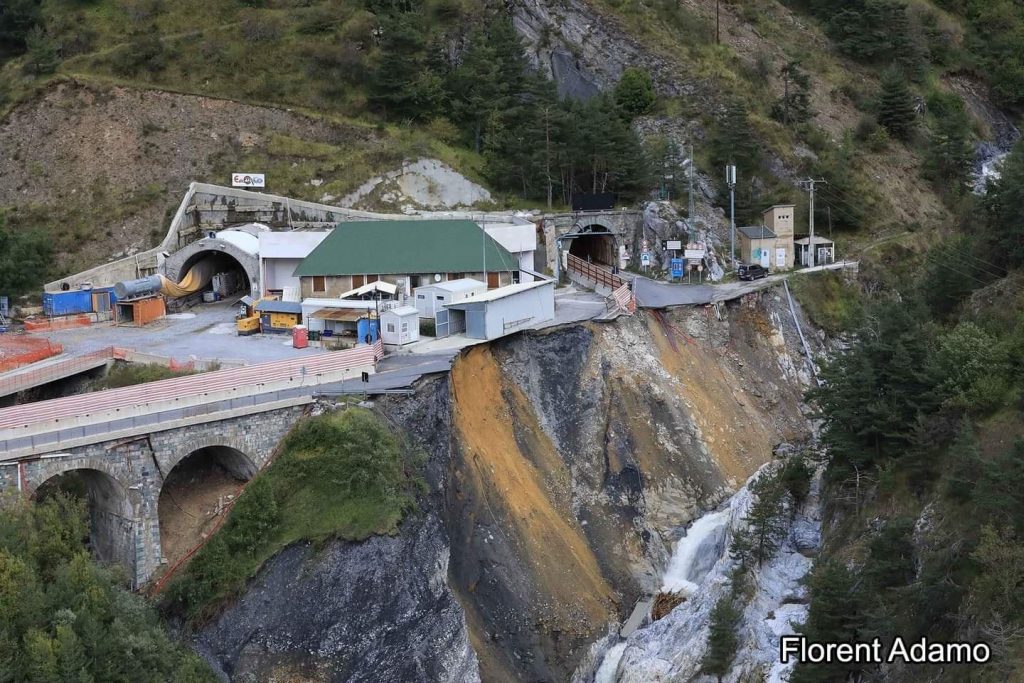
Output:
[
  {"left": 381, "top": 306, "right": 420, "bottom": 346},
  {"left": 738, "top": 205, "right": 796, "bottom": 270},
  {"left": 440, "top": 280, "right": 555, "bottom": 340},
  {"left": 795, "top": 235, "right": 836, "bottom": 267},
  {"left": 293, "top": 220, "right": 518, "bottom": 299},
  {"left": 413, "top": 278, "right": 487, "bottom": 318}
]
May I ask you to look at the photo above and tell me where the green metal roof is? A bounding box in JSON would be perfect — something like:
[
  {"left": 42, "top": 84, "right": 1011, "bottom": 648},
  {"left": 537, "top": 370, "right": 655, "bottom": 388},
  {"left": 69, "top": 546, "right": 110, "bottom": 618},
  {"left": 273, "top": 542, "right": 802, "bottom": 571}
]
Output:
[{"left": 293, "top": 220, "right": 518, "bottom": 277}]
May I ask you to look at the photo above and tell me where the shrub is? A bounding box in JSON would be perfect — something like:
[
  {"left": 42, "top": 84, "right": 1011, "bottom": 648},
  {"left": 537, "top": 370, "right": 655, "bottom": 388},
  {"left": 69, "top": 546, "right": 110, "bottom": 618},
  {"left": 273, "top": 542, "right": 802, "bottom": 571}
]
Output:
[{"left": 614, "top": 67, "right": 657, "bottom": 119}]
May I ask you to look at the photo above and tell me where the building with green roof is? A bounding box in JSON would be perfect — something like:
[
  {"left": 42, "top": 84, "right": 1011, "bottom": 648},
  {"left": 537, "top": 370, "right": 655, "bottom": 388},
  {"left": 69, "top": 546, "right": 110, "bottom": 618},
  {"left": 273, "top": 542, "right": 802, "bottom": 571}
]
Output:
[{"left": 293, "top": 219, "right": 520, "bottom": 299}]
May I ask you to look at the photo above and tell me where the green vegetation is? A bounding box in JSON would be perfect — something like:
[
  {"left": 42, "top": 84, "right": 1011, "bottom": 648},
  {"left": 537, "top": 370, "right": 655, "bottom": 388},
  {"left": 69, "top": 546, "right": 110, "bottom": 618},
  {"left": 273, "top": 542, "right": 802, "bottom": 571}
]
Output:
[
  {"left": 163, "top": 408, "right": 421, "bottom": 624},
  {"left": 0, "top": 211, "right": 51, "bottom": 297},
  {"left": 701, "top": 593, "right": 742, "bottom": 681},
  {"left": 789, "top": 271, "right": 864, "bottom": 334},
  {"left": 0, "top": 492, "right": 213, "bottom": 681},
  {"left": 95, "top": 362, "right": 198, "bottom": 390},
  {"left": 797, "top": 151, "right": 1024, "bottom": 677}
]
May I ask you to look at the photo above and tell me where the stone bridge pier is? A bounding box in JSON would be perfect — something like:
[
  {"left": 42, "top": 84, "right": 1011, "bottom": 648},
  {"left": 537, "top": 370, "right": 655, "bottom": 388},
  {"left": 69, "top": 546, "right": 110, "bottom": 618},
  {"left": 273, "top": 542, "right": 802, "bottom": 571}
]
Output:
[{"left": 0, "top": 405, "right": 305, "bottom": 587}]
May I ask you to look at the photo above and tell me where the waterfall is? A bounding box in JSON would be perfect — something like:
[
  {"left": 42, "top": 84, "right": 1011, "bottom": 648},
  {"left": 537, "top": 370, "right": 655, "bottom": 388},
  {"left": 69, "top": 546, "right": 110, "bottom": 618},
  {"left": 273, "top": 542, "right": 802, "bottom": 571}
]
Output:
[
  {"left": 594, "top": 643, "right": 627, "bottom": 683},
  {"left": 581, "top": 463, "right": 823, "bottom": 683},
  {"left": 660, "top": 508, "right": 731, "bottom": 596}
]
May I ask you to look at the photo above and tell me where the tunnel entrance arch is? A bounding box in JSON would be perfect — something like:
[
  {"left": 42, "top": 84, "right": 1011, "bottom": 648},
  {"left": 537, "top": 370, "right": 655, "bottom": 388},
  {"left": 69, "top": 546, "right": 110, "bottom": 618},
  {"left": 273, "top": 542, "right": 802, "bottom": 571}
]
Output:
[
  {"left": 161, "top": 237, "right": 260, "bottom": 299},
  {"left": 34, "top": 468, "right": 136, "bottom": 576},
  {"left": 567, "top": 224, "right": 618, "bottom": 267},
  {"left": 157, "top": 445, "right": 257, "bottom": 566}
]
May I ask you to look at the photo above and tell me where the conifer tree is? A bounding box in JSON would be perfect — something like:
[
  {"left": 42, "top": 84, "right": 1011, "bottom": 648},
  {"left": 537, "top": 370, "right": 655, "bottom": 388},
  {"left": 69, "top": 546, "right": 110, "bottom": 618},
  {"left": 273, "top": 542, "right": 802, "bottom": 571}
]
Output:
[
  {"left": 732, "top": 473, "right": 787, "bottom": 568},
  {"left": 614, "top": 67, "right": 656, "bottom": 119},
  {"left": 876, "top": 66, "right": 917, "bottom": 140},
  {"left": 791, "top": 560, "right": 865, "bottom": 683},
  {"left": 771, "top": 61, "right": 813, "bottom": 127},
  {"left": 702, "top": 595, "right": 741, "bottom": 681}
]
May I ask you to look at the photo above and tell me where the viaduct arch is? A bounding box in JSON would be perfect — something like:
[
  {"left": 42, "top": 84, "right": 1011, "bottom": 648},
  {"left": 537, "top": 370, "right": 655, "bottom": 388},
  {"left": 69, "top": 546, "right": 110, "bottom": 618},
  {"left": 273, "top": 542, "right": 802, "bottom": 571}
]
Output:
[{"left": 4, "top": 405, "right": 305, "bottom": 587}]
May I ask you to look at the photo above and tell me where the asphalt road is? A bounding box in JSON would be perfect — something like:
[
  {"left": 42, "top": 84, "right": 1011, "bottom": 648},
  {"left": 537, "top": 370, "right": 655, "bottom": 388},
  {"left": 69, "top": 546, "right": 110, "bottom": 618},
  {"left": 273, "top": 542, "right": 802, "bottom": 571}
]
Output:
[{"left": 632, "top": 261, "right": 858, "bottom": 309}]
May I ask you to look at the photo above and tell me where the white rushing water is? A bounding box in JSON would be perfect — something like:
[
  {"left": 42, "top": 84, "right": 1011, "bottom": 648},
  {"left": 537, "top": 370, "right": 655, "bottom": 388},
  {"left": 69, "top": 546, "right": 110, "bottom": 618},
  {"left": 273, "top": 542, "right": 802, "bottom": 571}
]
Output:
[
  {"left": 582, "top": 463, "right": 824, "bottom": 683},
  {"left": 593, "top": 643, "right": 627, "bottom": 683},
  {"left": 660, "top": 508, "right": 731, "bottom": 596}
]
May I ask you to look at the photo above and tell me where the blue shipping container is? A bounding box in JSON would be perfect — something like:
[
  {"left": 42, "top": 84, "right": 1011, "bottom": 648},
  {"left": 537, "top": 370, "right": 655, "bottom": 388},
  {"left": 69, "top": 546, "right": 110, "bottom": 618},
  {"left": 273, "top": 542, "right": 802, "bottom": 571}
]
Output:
[{"left": 42, "top": 290, "right": 94, "bottom": 317}]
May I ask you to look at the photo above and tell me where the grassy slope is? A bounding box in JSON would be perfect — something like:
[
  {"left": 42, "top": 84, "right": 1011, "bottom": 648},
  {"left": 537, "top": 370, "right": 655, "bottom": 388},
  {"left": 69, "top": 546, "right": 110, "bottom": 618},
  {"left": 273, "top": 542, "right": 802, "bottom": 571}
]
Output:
[{"left": 163, "top": 407, "right": 422, "bottom": 623}]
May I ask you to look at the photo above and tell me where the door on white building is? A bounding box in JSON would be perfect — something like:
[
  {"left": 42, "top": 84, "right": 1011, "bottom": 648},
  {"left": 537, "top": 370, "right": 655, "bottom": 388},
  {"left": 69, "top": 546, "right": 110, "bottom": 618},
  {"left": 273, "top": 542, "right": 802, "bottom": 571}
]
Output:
[
  {"left": 759, "top": 248, "right": 770, "bottom": 268},
  {"left": 775, "top": 248, "right": 786, "bottom": 268}
]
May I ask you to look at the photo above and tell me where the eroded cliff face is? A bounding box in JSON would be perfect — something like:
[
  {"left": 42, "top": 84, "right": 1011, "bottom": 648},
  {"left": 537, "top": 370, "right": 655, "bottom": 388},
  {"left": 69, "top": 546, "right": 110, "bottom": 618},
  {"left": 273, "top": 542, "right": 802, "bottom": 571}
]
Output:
[
  {"left": 194, "top": 289, "right": 815, "bottom": 682},
  {"left": 431, "top": 293, "right": 812, "bottom": 681}
]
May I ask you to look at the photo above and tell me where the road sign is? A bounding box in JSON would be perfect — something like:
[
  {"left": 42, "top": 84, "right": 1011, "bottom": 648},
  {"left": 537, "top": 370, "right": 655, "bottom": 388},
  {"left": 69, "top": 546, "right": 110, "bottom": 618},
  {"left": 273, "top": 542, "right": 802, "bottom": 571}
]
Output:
[
  {"left": 665, "top": 240, "right": 683, "bottom": 250},
  {"left": 641, "top": 252, "right": 651, "bottom": 267},
  {"left": 670, "top": 258, "right": 683, "bottom": 278}
]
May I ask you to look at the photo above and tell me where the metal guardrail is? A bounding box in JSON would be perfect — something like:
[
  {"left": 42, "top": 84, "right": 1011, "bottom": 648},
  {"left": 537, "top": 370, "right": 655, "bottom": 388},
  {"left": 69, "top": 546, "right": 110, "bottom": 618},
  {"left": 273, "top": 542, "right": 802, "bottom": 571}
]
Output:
[
  {"left": 0, "top": 387, "right": 311, "bottom": 456},
  {"left": 0, "top": 347, "right": 115, "bottom": 397},
  {"left": 566, "top": 253, "right": 626, "bottom": 290}
]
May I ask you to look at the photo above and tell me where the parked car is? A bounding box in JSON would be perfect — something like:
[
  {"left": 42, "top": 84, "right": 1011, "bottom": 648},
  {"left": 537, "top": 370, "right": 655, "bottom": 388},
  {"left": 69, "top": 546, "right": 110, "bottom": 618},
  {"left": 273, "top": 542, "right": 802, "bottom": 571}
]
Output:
[{"left": 737, "top": 263, "right": 769, "bottom": 281}]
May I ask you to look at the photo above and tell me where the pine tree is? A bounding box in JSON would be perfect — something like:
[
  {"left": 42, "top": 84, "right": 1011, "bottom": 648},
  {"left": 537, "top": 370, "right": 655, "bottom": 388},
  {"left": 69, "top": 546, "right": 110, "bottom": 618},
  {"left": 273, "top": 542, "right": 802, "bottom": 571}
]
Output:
[
  {"left": 0, "top": 0, "right": 42, "bottom": 53},
  {"left": 863, "top": 517, "right": 916, "bottom": 590},
  {"left": 702, "top": 595, "right": 741, "bottom": 681},
  {"left": 771, "top": 61, "right": 813, "bottom": 127},
  {"left": 54, "top": 624, "right": 90, "bottom": 683},
  {"left": 984, "top": 138, "right": 1024, "bottom": 268},
  {"left": 732, "top": 473, "right": 787, "bottom": 568},
  {"left": 614, "top": 67, "right": 656, "bottom": 120},
  {"left": 370, "top": 13, "right": 443, "bottom": 121},
  {"left": 22, "top": 26, "right": 58, "bottom": 76},
  {"left": 925, "top": 98, "right": 973, "bottom": 195},
  {"left": 790, "top": 560, "right": 865, "bottom": 683},
  {"left": 876, "top": 66, "right": 917, "bottom": 140},
  {"left": 447, "top": 30, "right": 500, "bottom": 152}
]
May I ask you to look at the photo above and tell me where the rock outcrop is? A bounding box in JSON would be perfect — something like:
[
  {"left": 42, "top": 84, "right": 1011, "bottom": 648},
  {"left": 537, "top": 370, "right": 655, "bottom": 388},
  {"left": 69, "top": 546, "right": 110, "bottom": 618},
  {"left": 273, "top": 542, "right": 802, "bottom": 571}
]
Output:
[{"left": 193, "top": 513, "right": 479, "bottom": 683}]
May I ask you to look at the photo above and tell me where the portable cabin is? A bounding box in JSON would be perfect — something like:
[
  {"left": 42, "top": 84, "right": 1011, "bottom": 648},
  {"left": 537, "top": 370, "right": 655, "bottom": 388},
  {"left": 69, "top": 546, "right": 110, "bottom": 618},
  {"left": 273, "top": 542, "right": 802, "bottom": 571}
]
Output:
[
  {"left": 412, "top": 278, "right": 487, "bottom": 318},
  {"left": 255, "top": 299, "right": 303, "bottom": 334},
  {"left": 440, "top": 280, "right": 555, "bottom": 340},
  {"left": 115, "top": 295, "right": 166, "bottom": 326},
  {"left": 381, "top": 306, "right": 420, "bottom": 345}
]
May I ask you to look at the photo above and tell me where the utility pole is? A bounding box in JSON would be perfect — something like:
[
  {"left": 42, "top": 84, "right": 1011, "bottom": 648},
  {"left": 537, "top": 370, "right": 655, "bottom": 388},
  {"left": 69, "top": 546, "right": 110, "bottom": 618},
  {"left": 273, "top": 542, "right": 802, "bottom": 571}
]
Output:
[
  {"left": 801, "top": 178, "right": 826, "bottom": 267},
  {"left": 687, "top": 142, "right": 695, "bottom": 240},
  {"left": 716, "top": 0, "right": 720, "bottom": 44},
  {"left": 726, "top": 164, "right": 737, "bottom": 269}
]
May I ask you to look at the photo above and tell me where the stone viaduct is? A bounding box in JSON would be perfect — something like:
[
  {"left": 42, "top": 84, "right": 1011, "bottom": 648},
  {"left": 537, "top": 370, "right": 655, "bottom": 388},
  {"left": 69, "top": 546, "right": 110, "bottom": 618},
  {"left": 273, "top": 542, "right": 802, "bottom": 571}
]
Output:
[
  {"left": 0, "top": 405, "right": 306, "bottom": 588},
  {"left": 0, "top": 346, "right": 379, "bottom": 588}
]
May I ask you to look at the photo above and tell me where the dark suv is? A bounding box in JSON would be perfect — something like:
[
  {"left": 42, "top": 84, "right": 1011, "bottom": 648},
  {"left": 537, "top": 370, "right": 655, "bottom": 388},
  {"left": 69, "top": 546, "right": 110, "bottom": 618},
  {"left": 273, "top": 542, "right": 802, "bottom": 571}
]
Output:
[{"left": 738, "top": 263, "right": 769, "bottom": 281}]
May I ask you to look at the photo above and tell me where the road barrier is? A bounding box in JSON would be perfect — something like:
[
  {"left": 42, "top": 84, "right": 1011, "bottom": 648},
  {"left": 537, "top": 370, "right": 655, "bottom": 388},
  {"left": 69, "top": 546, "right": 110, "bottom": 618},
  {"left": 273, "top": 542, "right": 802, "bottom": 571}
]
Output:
[{"left": 567, "top": 253, "right": 625, "bottom": 290}]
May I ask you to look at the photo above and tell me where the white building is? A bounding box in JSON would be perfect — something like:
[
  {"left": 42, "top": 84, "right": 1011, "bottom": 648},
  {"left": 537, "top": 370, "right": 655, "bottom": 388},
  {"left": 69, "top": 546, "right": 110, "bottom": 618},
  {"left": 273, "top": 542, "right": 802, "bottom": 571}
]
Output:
[
  {"left": 484, "top": 221, "right": 538, "bottom": 282},
  {"left": 440, "top": 280, "right": 555, "bottom": 340},
  {"left": 380, "top": 306, "right": 420, "bottom": 345},
  {"left": 412, "top": 278, "right": 487, "bottom": 318},
  {"left": 259, "top": 231, "right": 330, "bottom": 297}
]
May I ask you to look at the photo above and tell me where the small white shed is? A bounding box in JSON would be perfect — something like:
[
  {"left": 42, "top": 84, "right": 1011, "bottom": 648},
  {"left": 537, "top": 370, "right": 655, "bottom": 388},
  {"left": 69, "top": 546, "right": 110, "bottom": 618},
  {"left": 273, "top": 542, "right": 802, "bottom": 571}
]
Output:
[
  {"left": 381, "top": 306, "right": 420, "bottom": 345},
  {"left": 412, "top": 278, "right": 487, "bottom": 318}
]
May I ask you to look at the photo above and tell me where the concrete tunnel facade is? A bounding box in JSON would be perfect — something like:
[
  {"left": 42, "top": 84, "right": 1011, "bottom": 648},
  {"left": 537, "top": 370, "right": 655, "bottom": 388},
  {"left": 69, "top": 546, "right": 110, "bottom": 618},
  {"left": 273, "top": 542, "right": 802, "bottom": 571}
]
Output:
[{"left": 161, "top": 236, "right": 261, "bottom": 298}]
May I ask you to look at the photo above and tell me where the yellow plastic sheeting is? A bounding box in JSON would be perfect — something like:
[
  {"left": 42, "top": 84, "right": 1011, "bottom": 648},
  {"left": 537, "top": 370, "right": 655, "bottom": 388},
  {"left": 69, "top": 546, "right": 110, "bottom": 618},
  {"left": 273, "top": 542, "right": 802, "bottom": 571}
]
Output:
[{"left": 160, "top": 259, "right": 215, "bottom": 298}]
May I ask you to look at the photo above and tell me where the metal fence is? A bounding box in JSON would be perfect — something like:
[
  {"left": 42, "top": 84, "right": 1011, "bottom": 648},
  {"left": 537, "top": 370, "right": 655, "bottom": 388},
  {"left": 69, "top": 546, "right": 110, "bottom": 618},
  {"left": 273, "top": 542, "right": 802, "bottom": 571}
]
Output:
[
  {"left": 0, "top": 347, "right": 115, "bottom": 398},
  {"left": 566, "top": 253, "right": 626, "bottom": 290}
]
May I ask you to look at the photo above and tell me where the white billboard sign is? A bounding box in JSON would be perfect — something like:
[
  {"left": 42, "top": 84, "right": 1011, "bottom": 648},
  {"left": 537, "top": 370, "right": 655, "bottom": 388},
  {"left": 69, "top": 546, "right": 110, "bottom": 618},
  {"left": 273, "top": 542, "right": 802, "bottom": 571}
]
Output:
[
  {"left": 684, "top": 249, "right": 705, "bottom": 259},
  {"left": 232, "top": 173, "right": 266, "bottom": 188},
  {"left": 666, "top": 240, "right": 683, "bottom": 250}
]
